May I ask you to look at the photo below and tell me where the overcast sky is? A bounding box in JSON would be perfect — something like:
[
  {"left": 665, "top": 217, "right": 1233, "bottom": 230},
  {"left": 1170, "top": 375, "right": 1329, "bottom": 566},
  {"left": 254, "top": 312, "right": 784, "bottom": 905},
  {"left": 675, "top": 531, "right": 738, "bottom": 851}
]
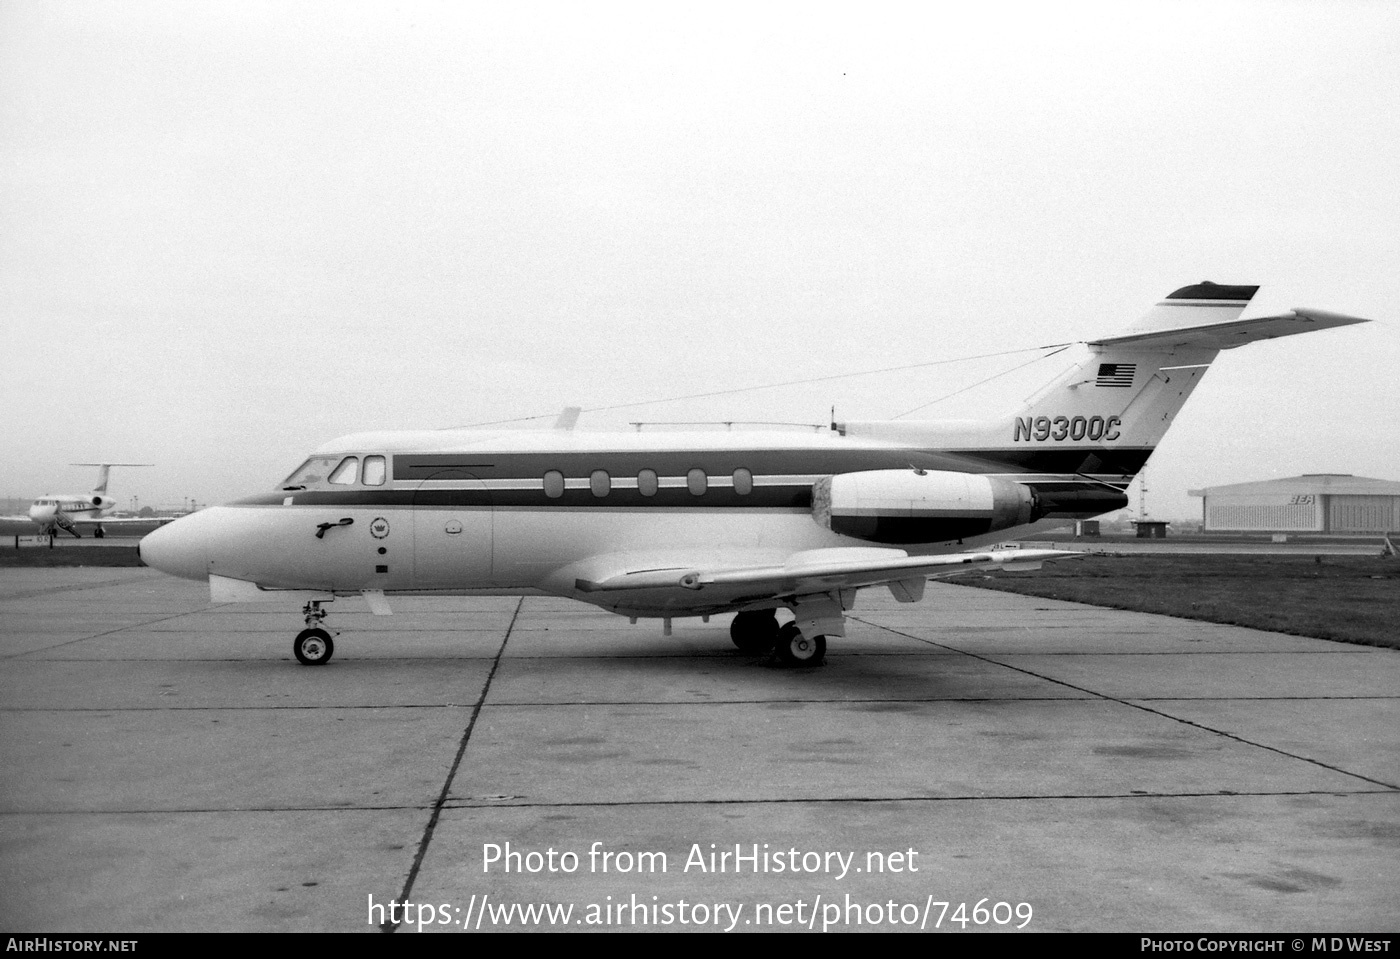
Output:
[{"left": 2, "top": 0, "right": 1397, "bottom": 519}]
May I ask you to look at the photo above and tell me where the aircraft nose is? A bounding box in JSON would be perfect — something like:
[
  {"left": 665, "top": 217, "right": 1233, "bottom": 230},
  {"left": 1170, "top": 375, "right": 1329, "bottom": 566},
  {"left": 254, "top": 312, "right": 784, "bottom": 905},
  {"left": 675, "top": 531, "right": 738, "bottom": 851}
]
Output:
[{"left": 139, "top": 512, "right": 211, "bottom": 582}]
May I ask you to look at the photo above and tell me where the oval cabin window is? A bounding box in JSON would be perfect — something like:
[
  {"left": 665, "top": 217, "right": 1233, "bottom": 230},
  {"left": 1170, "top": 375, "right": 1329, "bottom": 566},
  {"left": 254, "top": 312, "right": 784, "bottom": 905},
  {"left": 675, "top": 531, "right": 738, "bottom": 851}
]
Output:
[
  {"left": 687, "top": 468, "right": 707, "bottom": 496},
  {"left": 637, "top": 469, "right": 658, "bottom": 497},
  {"left": 732, "top": 468, "right": 753, "bottom": 496},
  {"left": 543, "top": 470, "right": 565, "bottom": 499},
  {"left": 590, "top": 469, "right": 611, "bottom": 498}
]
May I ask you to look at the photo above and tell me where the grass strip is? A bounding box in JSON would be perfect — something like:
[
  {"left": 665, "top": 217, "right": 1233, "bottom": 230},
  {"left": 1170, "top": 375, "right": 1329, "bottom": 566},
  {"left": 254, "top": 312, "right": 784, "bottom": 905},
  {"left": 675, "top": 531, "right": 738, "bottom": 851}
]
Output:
[{"left": 951, "top": 554, "right": 1399, "bottom": 649}]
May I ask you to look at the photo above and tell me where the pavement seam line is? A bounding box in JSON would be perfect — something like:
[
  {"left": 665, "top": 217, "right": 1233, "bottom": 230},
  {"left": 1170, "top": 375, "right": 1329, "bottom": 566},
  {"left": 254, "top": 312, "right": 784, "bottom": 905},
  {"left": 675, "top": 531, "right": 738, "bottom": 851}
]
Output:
[
  {"left": 382, "top": 596, "right": 523, "bottom": 933},
  {"left": 2, "top": 609, "right": 216, "bottom": 660},
  {"left": 0, "top": 572, "right": 156, "bottom": 602},
  {"left": 851, "top": 616, "right": 1400, "bottom": 792},
  {"left": 5, "top": 694, "right": 1395, "bottom": 714},
  {"left": 4, "top": 787, "right": 1390, "bottom": 817}
]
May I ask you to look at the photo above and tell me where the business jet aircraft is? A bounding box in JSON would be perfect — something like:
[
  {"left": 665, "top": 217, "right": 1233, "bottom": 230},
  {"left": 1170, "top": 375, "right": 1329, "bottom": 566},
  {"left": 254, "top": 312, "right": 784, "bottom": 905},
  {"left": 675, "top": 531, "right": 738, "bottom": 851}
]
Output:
[
  {"left": 27, "top": 463, "right": 155, "bottom": 538},
  {"left": 139, "top": 283, "right": 1370, "bottom": 666}
]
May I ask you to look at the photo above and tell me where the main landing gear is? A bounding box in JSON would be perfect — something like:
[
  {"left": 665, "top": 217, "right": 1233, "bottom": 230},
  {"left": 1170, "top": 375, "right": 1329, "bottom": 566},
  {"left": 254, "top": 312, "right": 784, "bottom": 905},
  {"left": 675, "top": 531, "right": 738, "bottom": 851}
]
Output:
[
  {"left": 729, "top": 609, "right": 827, "bottom": 667},
  {"left": 774, "top": 622, "right": 826, "bottom": 666},
  {"left": 294, "top": 601, "right": 335, "bottom": 665},
  {"left": 729, "top": 609, "right": 778, "bottom": 654}
]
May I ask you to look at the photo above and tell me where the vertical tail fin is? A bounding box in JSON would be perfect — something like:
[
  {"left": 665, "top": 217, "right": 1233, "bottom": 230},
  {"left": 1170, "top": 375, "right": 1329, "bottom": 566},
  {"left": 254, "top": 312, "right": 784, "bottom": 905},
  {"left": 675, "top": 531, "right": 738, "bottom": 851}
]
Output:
[
  {"left": 71, "top": 463, "right": 153, "bottom": 497},
  {"left": 842, "top": 283, "right": 1370, "bottom": 497},
  {"left": 1109, "top": 281, "right": 1259, "bottom": 340},
  {"left": 1019, "top": 283, "right": 1253, "bottom": 446},
  {"left": 1003, "top": 283, "right": 1369, "bottom": 471},
  {"left": 1008, "top": 283, "right": 1255, "bottom": 455}
]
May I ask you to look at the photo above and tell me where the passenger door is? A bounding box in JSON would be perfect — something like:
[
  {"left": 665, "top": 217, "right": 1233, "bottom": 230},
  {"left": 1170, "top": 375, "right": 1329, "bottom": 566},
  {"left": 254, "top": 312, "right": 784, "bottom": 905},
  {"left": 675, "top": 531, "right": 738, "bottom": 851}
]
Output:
[{"left": 411, "top": 469, "right": 493, "bottom": 589}]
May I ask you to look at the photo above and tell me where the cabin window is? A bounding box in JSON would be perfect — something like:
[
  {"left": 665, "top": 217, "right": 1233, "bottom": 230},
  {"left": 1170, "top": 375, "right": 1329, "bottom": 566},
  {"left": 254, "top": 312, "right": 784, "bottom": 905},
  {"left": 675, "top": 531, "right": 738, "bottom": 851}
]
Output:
[
  {"left": 328, "top": 457, "right": 359, "bottom": 485},
  {"left": 687, "top": 468, "right": 707, "bottom": 496},
  {"left": 733, "top": 468, "right": 753, "bottom": 496},
  {"left": 543, "top": 470, "right": 565, "bottom": 499},
  {"left": 590, "top": 469, "right": 611, "bottom": 498},
  {"left": 637, "top": 469, "right": 658, "bottom": 497},
  {"left": 362, "top": 455, "right": 387, "bottom": 486}
]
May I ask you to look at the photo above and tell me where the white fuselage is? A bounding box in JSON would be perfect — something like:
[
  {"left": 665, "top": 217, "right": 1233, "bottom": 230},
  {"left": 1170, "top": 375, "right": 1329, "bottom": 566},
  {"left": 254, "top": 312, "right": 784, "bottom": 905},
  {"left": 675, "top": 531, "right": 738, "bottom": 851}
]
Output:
[
  {"left": 28, "top": 495, "right": 109, "bottom": 533},
  {"left": 137, "top": 425, "right": 1120, "bottom": 617}
]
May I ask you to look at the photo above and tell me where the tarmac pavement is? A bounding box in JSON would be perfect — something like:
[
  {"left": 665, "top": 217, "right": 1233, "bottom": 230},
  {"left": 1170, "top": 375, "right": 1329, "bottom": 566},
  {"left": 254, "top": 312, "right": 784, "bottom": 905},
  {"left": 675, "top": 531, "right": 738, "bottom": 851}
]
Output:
[{"left": 1, "top": 568, "right": 1396, "bottom": 933}]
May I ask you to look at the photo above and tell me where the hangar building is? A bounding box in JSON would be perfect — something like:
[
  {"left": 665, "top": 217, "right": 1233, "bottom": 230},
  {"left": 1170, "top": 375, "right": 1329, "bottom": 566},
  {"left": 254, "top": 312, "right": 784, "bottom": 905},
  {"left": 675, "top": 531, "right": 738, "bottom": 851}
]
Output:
[{"left": 1188, "top": 474, "right": 1400, "bottom": 533}]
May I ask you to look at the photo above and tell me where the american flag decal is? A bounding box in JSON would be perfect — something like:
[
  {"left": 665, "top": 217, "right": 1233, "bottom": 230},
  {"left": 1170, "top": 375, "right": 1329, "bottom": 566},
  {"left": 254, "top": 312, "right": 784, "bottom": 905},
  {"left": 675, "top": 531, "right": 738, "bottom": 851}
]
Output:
[{"left": 1096, "top": 363, "right": 1136, "bottom": 387}]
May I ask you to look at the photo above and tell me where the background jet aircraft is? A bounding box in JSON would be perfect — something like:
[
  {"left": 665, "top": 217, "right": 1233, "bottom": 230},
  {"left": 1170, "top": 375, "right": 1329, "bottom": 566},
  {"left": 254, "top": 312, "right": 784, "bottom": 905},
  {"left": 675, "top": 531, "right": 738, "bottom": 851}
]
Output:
[
  {"left": 139, "top": 283, "right": 1372, "bottom": 666},
  {"left": 26, "top": 463, "right": 156, "bottom": 538}
]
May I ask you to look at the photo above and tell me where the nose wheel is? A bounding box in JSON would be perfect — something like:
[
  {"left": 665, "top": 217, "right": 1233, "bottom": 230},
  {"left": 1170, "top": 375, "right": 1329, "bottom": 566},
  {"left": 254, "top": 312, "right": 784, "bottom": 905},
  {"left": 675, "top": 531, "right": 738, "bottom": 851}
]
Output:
[
  {"left": 294, "top": 628, "right": 334, "bottom": 665},
  {"left": 294, "top": 601, "right": 335, "bottom": 665}
]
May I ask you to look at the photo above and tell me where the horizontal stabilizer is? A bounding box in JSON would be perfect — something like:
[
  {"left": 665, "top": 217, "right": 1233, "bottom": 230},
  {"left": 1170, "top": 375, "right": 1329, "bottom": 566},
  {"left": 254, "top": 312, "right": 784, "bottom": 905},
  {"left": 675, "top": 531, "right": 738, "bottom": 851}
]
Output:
[{"left": 1089, "top": 308, "right": 1371, "bottom": 352}]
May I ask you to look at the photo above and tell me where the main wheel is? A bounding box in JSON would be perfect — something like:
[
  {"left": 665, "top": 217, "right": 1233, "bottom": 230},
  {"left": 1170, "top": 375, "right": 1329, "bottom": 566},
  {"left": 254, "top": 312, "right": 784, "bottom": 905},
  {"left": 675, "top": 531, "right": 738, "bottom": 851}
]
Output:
[
  {"left": 730, "top": 609, "right": 779, "bottom": 654},
  {"left": 773, "top": 622, "right": 825, "bottom": 667},
  {"left": 294, "top": 628, "right": 334, "bottom": 665}
]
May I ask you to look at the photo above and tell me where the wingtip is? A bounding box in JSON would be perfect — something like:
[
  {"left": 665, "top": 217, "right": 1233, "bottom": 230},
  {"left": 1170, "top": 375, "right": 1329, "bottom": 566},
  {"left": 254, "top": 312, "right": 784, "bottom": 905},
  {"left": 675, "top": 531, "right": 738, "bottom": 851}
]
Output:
[{"left": 1289, "top": 308, "right": 1373, "bottom": 327}]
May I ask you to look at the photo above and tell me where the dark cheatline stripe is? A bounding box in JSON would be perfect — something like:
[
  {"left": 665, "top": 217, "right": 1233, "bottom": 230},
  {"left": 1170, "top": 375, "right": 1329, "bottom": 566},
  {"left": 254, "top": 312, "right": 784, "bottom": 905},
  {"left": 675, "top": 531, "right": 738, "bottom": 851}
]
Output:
[
  {"left": 968, "top": 448, "right": 1151, "bottom": 473},
  {"left": 392, "top": 447, "right": 1153, "bottom": 480},
  {"left": 229, "top": 482, "right": 1125, "bottom": 519},
  {"left": 227, "top": 447, "right": 1147, "bottom": 517},
  {"left": 397, "top": 450, "right": 938, "bottom": 479},
  {"left": 229, "top": 487, "right": 816, "bottom": 510},
  {"left": 1165, "top": 282, "right": 1258, "bottom": 301}
]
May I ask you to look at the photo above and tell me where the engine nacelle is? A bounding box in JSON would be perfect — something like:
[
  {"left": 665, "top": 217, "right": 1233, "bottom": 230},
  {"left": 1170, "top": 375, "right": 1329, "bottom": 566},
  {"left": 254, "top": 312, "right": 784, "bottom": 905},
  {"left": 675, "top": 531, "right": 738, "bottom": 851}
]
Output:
[{"left": 812, "top": 469, "right": 1038, "bottom": 544}]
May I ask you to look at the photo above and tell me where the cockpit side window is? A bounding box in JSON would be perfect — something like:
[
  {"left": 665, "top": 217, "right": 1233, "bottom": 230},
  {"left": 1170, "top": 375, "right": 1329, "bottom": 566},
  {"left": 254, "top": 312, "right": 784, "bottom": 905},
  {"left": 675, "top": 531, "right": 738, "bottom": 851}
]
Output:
[
  {"left": 328, "top": 457, "right": 359, "bottom": 485},
  {"left": 362, "top": 455, "right": 387, "bottom": 487},
  {"left": 279, "top": 456, "right": 343, "bottom": 489}
]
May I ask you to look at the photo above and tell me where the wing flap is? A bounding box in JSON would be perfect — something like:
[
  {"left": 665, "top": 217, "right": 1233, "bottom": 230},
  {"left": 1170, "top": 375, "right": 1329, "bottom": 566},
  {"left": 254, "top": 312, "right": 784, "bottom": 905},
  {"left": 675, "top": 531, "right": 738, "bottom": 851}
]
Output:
[{"left": 576, "top": 548, "right": 1079, "bottom": 596}]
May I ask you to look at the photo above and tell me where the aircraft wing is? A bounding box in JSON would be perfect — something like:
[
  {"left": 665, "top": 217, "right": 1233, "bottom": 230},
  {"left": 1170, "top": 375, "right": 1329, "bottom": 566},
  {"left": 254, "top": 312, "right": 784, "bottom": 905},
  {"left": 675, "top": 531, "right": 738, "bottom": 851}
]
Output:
[
  {"left": 575, "top": 546, "right": 1079, "bottom": 597},
  {"left": 68, "top": 516, "right": 175, "bottom": 528}
]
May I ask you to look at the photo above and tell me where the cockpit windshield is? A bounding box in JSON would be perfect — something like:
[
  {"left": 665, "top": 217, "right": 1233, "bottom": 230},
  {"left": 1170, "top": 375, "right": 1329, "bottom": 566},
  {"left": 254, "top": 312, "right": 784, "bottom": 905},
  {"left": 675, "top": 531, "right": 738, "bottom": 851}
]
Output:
[{"left": 279, "top": 454, "right": 388, "bottom": 490}]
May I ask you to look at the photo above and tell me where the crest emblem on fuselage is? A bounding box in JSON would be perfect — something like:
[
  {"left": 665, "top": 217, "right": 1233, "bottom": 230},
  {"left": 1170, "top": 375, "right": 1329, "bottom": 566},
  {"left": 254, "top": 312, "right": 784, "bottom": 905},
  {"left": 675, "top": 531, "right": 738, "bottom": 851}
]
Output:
[{"left": 370, "top": 517, "right": 390, "bottom": 539}]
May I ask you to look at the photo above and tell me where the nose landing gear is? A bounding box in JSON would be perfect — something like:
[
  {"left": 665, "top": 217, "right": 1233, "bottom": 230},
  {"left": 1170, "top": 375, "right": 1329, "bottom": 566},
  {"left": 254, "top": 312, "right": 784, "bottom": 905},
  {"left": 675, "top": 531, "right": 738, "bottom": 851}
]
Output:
[{"left": 294, "top": 601, "right": 335, "bottom": 665}]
